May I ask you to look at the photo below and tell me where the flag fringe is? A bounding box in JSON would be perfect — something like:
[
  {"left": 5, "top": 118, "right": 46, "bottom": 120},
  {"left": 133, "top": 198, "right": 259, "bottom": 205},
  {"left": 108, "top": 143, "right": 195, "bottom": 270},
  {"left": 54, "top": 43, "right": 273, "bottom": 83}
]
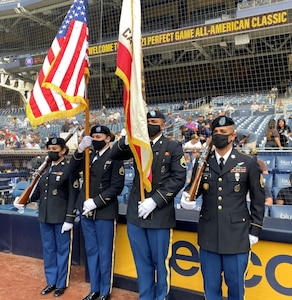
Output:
[
  {"left": 130, "top": 137, "right": 152, "bottom": 192},
  {"left": 42, "top": 81, "right": 88, "bottom": 106},
  {"left": 26, "top": 101, "right": 86, "bottom": 129}
]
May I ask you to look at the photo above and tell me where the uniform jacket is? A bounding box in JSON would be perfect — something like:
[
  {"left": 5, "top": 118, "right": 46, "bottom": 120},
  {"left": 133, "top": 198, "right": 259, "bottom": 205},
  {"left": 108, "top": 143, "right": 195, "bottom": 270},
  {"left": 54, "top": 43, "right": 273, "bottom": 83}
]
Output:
[
  {"left": 111, "top": 135, "right": 187, "bottom": 229},
  {"left": 31, "top": 159, "right": 79, "bottom": 224},
  {"left": 70, "top": 147, "right": 125, "bottom": 220},
  {"left": 187, "top": 148, "right": 265, "bottom": 254}
]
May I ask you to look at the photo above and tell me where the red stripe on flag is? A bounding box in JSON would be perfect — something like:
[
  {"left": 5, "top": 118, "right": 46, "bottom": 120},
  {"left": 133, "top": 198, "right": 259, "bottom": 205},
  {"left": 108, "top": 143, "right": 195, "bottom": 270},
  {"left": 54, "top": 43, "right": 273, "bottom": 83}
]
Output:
[
  {"left": 116, "top": 42, "right": 132, "bottom": 83},
  {"left": 29, "top": 94, "right": 42, "bottom": 118},
  {"left": 26, "top": 0, "right": 88, "bottom": 128},
  {"left": 45, "top": 23, "right": 86, "bottom": 93}
]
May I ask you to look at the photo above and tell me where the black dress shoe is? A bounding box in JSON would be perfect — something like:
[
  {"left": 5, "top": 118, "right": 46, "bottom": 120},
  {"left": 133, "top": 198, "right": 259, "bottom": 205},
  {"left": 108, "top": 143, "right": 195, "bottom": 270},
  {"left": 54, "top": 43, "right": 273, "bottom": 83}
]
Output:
[
  {"left": 98, "top": 295, "right": 110, "bottom": 300},
  {"left": 41, "top": 284, "right": 56, "bottom": 295},
  {"left": 54, "top": 288, "right": 66, "bottom": 297},
  {"left": 82, "top": 291, "right": 100, "bottom": 300}
]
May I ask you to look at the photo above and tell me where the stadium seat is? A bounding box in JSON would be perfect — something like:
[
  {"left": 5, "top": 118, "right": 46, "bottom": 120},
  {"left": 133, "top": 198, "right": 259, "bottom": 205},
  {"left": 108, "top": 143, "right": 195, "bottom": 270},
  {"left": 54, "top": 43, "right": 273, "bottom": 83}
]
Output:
[
  {"left": 257, "top": 155, "right": 276, "bottom": 172},
  {"left": 272, "top": 187, "right": 282, "bottom": 200},
  {"left": 194, "top": 195, "right": 202, "bottom": 211},
  {"left": 12, "top": 180, "right": 30, "bottom": 198},
  {"left": 269, "top": 205, "right": 292, "bottom": 219},
  {"left": 174, "top": 188, "right": 183, "bottom": 207},
  {"left": 265, "top": 205, "right": 270, "bottom": 217},
  {"left": 117, "top": 161, "right": 134, "bottom": 204},
  {"left": 275, "top": 156, "right": 292, "bottom": 173},
  {"left": 273, "top": 173, "right": 291, "bottom": 187},
  {"left": 263, "top": 173, "right": 273, "bottom": 188},
  {"left": 117, "top": 185, "right": 131, "bottom": 204},
  {"left": 124, "top": 161, "right": 135, "bottom": 184}
]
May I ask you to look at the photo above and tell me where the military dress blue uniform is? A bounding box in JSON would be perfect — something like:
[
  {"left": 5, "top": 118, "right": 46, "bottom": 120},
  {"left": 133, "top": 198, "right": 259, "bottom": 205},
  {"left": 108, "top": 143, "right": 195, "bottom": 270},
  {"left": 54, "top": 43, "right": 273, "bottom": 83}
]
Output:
[
  {"left": 70, "top": 146, "right": 124, "bottom": 298},
  {"left": 186, "top": 147, "right": 265, "bottom": 300},
  {"left": 31, "top": 158, "right": 79, "bottom": 290},
  {"left": 111, "top": 134, "right": 186, "bottom": 300}
]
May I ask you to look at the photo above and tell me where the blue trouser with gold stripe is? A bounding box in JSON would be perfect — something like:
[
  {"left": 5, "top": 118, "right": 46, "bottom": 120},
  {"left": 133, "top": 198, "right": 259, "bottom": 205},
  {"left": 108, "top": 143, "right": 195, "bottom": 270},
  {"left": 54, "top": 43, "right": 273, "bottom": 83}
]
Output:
[
  {"left": 81, "top": 217, "right": 115, "bottom": 296},
  {"left": 39, "top": 222, "right": 72, "bottom": 289},
  {"left": 127, "top": 222, "right": 173, "bottom": 300},
  {"left": 200, "top": 248, "right": 249, "bottom": 300}
]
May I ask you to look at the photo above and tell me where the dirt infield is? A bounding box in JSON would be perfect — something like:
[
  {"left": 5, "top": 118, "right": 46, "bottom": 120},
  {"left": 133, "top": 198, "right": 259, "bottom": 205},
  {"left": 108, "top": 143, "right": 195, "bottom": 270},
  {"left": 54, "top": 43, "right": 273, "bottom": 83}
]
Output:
[{"left": 0, "top": 252, "right": 138, "bottom": 300}]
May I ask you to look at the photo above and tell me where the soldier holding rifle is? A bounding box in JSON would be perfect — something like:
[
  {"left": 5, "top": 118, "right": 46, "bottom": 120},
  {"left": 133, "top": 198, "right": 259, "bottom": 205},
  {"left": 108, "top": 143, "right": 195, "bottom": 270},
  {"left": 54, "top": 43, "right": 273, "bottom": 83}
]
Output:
[
  {"left": 181, "top": 116, "right": 265, "bottom": 300},
  {"left": 14, "top": 137, "right": 80, "bottom": 297}
]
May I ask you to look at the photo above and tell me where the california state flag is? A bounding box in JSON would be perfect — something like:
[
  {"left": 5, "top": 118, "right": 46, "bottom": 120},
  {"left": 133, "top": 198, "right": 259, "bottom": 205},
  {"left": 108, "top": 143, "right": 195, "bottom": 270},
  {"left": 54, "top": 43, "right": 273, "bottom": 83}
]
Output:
[{"left": 116, "top": 0, "right": 153, "bottom": 194}]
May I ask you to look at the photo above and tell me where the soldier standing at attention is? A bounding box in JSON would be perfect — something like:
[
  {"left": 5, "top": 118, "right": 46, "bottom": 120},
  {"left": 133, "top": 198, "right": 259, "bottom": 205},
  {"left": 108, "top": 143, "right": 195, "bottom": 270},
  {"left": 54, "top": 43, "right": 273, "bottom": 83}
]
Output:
[
  {"left": 70, "top": 125, "right": 125, "bottom": 300},
  {"left": 15, "top": 137, "right": 79, "bottom": 297},
  {"left": 181, "top": 116, "right": 265, "bottom": 300},
  {"left": 111, "top": 110, "right": 186, "bottom": 300}
]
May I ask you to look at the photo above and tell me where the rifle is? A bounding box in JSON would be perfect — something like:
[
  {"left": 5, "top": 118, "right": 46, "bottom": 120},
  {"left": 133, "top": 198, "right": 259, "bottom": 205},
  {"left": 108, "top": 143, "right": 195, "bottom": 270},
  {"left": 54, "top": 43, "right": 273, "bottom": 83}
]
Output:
[
  {"left": 188, "top": 137, "right": 212, "bottom": 201},
  {"left": 17, "top": 128, "right": 77, "bottom": 205}
]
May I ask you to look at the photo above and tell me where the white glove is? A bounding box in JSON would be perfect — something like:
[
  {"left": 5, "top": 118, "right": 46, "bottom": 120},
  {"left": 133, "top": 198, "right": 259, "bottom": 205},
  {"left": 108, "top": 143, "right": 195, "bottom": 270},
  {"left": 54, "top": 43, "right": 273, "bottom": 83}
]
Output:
[
  {"left": 78, "top": 136, "right": 92, "bottom": 152},
  {"left": 121, "top": 128, "right": 128, "bottom": 145},
  {"left": 180, "top": 191, "right": 196, "bottom": 210},
  {"left": 13, "top": 197, "right": 24, "bottom": 210},
  {"left": 82, "top": 198, "right": 97, "bottom": 215},
  {"left": 249, "top": 234, "right": 259, "bottom": 246},
  {"left": 138, "top": 197, "right": 157, "bottom": 219},
  {"left": 61, "top": 222, "right": 73, "bottom": 233}
]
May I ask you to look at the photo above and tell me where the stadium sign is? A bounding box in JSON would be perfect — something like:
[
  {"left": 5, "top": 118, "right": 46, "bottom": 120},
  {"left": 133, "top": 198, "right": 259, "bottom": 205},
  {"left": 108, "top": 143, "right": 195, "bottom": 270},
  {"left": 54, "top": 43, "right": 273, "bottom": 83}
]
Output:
[
  {"left": 115, "top": 224, "right": 292, "bottom": 299},
  {"left": 89, "top": 10, "right": 289, "bottom": 56},
  {"left": 19, "top": 54, "right": 46, "bottom": 68}
]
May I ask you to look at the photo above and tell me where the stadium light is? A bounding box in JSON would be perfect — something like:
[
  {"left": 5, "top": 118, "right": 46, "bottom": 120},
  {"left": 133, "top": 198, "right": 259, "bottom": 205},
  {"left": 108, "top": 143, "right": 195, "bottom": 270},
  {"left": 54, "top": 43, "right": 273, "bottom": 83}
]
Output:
[
  {"left": 219, "top": 41, "right": 228, "bottom": 47},
  {"left": 234, "top": 34, "right": 250, "bottom": 46}
]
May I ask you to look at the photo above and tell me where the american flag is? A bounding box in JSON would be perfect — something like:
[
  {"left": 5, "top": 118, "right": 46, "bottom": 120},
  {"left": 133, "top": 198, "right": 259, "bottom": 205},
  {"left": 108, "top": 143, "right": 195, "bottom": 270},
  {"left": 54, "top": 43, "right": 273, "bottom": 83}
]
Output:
[
  {"left": 26, "top": 0, "right": 89, "bottom": 128},
  {"left": 116, "top": 0, "right": 153, "bottom": 194}
]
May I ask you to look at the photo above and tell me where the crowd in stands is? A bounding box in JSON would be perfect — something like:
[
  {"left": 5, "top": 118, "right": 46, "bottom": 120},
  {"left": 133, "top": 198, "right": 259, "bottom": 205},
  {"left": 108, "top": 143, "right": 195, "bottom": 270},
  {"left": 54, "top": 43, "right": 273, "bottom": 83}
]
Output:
[
  {"left": 0, "top": 96, "right": 291, "bottom": 215},
  {"left": 0, "top": 95, "right": 291, "bottom": 152}
]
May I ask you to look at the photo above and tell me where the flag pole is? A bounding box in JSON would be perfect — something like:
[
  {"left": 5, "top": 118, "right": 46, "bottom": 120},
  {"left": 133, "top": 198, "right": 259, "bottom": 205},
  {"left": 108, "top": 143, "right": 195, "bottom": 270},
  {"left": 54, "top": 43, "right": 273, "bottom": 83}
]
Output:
[
  {"left": 139, "top": 175, "right": 145, "bottom": 202},
  {"left": 84, "top": 84, "right": 90, "bottom": 200}
]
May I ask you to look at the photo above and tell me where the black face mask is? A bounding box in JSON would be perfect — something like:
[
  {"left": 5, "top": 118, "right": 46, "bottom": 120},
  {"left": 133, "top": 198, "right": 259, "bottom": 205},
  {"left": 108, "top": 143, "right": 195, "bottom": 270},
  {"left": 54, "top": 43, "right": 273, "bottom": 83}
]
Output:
[
  {"left": 212, "top": 134, "right": 232, "bottom": 149},
  {"left": 92, "top": 140, "right": 106, "bottom": 151},
  {"left": 48, "top": 151, "right": 60, "bottom": 161},
  {"left": 148, "top": 124, "right": 161, "bottom": 138}
]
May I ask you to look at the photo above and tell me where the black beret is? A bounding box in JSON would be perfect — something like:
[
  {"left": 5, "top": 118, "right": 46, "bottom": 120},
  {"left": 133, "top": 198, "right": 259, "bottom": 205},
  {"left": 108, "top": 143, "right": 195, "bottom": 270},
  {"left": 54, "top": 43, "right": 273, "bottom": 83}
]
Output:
[
  {"left": 90, "top": 125, "right": 111, "bottom": 136},
  {"left": 90, "top": 125, "right": 115, "bottom": 142},
  {"left": 46, "top": 137, "right": 66, "bottom": 148},
  {"left": 211, "top": 116, "right": 235, "bottom": 131},
  {"left": 147, "top": 110, "right": 165, "bottom": 120}
]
